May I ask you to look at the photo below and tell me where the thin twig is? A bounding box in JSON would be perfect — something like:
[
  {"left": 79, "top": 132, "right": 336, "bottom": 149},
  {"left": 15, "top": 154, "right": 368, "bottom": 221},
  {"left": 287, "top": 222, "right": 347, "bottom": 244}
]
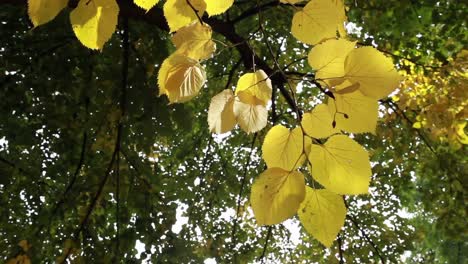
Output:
[
  {"left": 260, "top": 226, "right": 273, "bottom": 263},
  {"left": 186, "top": 0, "right": 203, "bottom": 24}
]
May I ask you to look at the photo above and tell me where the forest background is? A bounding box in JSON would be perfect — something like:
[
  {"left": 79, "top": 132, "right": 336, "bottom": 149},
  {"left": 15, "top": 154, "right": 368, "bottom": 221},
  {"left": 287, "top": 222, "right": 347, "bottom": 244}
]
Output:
[{"left": 0, "top": 0, "right": 466, "bottom": 263}]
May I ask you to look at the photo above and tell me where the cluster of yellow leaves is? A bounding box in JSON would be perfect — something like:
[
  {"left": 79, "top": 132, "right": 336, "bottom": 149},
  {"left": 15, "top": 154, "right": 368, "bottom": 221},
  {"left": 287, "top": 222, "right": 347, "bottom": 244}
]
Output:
[
  {"left": 208, "top": 70, "right": 272, "bottom": 134},
  {"left": 6, "top": 240, "right": 31, "bottom": 264},
  {"left": 27, "top": 0, "right": 233, "bottom": 50},
  {"left": 249, "top": 0, "right": 402, "bottom": 248},
  {"left": 392, "top": 50, "right": 468, "bottom": 149}
]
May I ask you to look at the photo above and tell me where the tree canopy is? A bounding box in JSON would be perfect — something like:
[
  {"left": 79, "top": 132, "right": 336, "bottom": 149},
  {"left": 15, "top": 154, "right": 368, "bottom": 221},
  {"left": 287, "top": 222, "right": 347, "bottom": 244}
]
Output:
[{"left": 0, "top": 0, "right": 466, "bottom": 263}]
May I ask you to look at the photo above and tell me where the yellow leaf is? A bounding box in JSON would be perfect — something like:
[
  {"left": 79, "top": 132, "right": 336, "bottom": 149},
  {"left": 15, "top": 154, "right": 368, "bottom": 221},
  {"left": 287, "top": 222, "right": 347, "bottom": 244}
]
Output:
[
  {"left": 163, "top": 0, "right": 206, "bottom": 32},
  {"left": 301, "top": 104, "right": 340, "bottom": 138},
  {"left": 262, "top": 125, "right": 303, "bottom": 170},
  {"left": 250, "top": 168, "right": 306, "bottom": 225},
  {"left": 308, "top": 39, "right": 356, "bottom": 87},
  {"left": 158, "top": 54, "right": 206, "bottom": 103},
  {"left": 28, "top": 0, "right": 67, "bottom": 27},
  {"left": 233, "top": 99, "right": 268, "bottom": 133},
  {"left": 344, "top": 47, "right": 401, "bottom": 99},
  {"left": 171, "top": 22, "right": 216, "bottom": 60},
  {"left": 291, "top": 0, "right": 346, "bottom": 45},
  {"left": 204, "top": 0, "right": 234, "bottom": 16},
  {"left": 18, "top": 240, "right": 31, "bottom": 252},
  {"left": 328, "top": 90, "right": 378, "bottom": 134},
  {"left": 308, "top": 135, "right": 371, "bottom": 194},
  {"left": 70, "top": 0, "right": 119, "bottom": 50},
  {"left": 235, "top": 70, "right": 272, "bottom": 106},
  {"left": 134, "top": 0, "right": 160, "bottom": 11},
  {"left": 298, "top": 187, "right": 346, "bottom": 247},
  {"left": 208, "top": 89, "right": 236, "bottom": 134}
]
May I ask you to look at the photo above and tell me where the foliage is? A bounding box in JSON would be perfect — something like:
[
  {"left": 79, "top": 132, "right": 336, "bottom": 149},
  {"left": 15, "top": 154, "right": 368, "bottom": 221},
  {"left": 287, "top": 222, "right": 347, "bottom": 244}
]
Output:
[{"left": 0, "top": 0, "right": 466, "bottom": 263}]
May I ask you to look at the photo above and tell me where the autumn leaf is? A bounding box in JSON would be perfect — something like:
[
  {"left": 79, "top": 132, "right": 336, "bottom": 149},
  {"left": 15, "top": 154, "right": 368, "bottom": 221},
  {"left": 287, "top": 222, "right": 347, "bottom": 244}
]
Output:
[
  {"left": 158, "top": 54, "right": 206, "bottom": 103},
  {"left": 308, "top": 135, "right": 371, "bottom": 194},
  {"left": 70, "top": 0, "right": 119, "bottom": 50},
  {"left": 301, "top": 104, "right": 340, "bottom": 139},
  {"left": 233, "top": 99, "right": 268, "bottom": 134},
  {"left": 28, "top": 0, "right": 67, "bottom": 27},
  {"left": 235, "top": 70, "right": 272, "bottom": 106},
  {"left": 251, "top": 168, "right": 306, "bottom": 225},
  {"left": 208, "top": 89, "right": 236, "bottom": 134},
  {"left": 291, "top": 0, "right": 346, "bottom": 45},
  {"left": 163, "top": 0, "right": 206, "bottom": 32},
  {"left": 171, "top": 22, "right": 216, "bottom": 60},
  {"left": 134, "top": 0, "right": 160, "bottom": 11},
  {"left": 328, "top": 90, "right": 379, "bottom": 134},
  {"left": 298, "top": 187, "right": 346, "bottom": 247},
  {"left": 204, "top": 0, "right": 234, "bottom": 16},
  {"left": 262, "top": 125, "right": 303, "bottom": 171}
]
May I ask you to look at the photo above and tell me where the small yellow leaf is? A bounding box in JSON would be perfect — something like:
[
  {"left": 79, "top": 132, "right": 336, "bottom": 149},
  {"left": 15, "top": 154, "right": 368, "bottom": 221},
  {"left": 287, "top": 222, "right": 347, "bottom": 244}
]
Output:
[
  {"left": 18, "top": 240, "right": 31, "bottom": 252},
  {"left": 70, "top": 0, "right": 119, "bottom": 50},
  {"left": 134, "top": 0, "right": 160, "bottom": 11},
  {"left": 28, "top": 0, "right": 67, "bottom": 27},
  {"left": 301, "top": 104, "right": 340, "bottom": 139},
  {"left": 328, "top": 90, "right": 378, "bottom": 134},
  {"left": 344, "top": 47, "right": 402, "bottom": 99},
  {"left": 158, "top": 54, "right": 206, "bottom": 103},
  {"left": 262, "top": 125, "right": 303, "bottom": 171},
  {"left": 308, "top": 39, "right": 356, "bottom": 87},
  {"left": 280, "top": 0, "right": 305, "bottom": 4},
  {"left": 171, "top": 22, "right": 216, "bottom": 60},
  {"left": 298, "top": 187, "right": 346, "bottom": 248},
  {"left": 291, "top": 0, "right": 346, "bottom": 45},
  {"left": 204, "top": 0, "right": 234, "bottom": 16},
  {"left": 235, "top": 70, "right": 272, "bottom": 106},
  {"left": 308, "top": 135, "right": 371, "bottom": 194},
  {"left": 163, "top": 0, "right": 206, "bottom": 32},
  {"left": 251, "top": 168, "right": 306, "bottom": 225},
  {"left": 233, "top": 99, "right": 268, "bottom": 133},
  {"left": 208, "top": 89, "right": 236, "bottom": 134}
]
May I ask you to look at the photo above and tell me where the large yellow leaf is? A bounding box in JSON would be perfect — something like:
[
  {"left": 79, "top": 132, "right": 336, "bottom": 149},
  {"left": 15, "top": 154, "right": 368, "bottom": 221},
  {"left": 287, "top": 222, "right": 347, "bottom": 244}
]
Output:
[
  {"left": 308, "top": 135, "right": 371, "bottom": 194},
  {"left": 344, "top": 47, "right": 402, "bottom": 99},
  {"left": 235, "top": 70, "right": 272, "bottom": 106},
  {"left": 208, "top": 89, "right": 236, "bottom": 134},
  {"left": 158, "top": 54, "right": 206, "bottom": 103},
  {"left": 328, "top": 90, "right": 378, "bottom": 134},
  {"left": 163, "top": 0, "right": 206, "bottom": 32},
  {"left": 250, "top": 168, "right": 306, "bottom": 225},
  {"left": 298, "top": 187, "right": 346, "bottom": 247},
  {"left": 301, "top": 104, "right": 340, "bottom": 139},
  {"left": 134, "top": 0, "right": 160, "bottom": 11},
  {"left": 291, "top": 0, "right": 346, "bottom": 45},
  {"left": 70, "top": 0, "right": 119, "bottom": 50},
  {"left": 308, "top": 39, "right": 356, "bottom": 87},
  {"left": 204, "top": 0, "right": 234, "bottom": 16},
  {"left": 28, "top": 0, "right": 67, "bottom": 27},
  {"left": 262, "top": 125, "right": 303, "bottom": 170},
  {"left": 171, "top": 22, "right": 215, "bottom": 60},
  {"left": 233, "top": 100, "right": 268, "bottom": 133}
]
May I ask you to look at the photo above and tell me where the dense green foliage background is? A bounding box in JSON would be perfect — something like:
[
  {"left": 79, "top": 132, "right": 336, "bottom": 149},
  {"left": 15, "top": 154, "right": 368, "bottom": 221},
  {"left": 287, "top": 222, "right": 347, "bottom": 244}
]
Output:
[{"left": 0, "top": 0, "right": 466, "bottom": 263}]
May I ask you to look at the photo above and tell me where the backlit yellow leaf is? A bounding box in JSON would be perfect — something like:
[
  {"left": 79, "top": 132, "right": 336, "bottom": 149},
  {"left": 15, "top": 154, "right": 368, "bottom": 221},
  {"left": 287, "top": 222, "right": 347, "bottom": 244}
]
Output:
[
  {"left": 262, "top": 125, "right": 303, "bottom": 170},
  {"left": 158, "top": 54, "right": 206, "bottom": 103},
  {"left": 291, "top": 0, "right": 346, "bottom": 45},
  {"left": 134, "top": 0, "right": 160, "bottom": 11},
  {"left": 344, "top": 47, "right": 401, "bottom": 99},
  {"left": 301, "top": 104, "right": 340, "bottom": 139},
  {"left": 163, "top": 0, "right": 206, "bottom": 32},
  {"left": 308, "top": 39, "right": 356, "bottom": 87},
  {"left": 28, "top": 0, "right": 67, "bottom": 27},
  {"left": 204, "top": 0, "right": 234, "bottom": 16},
  {"left": 298, "top": 187, "right": 346, "bottom": 247},
  {"left": 235, "top": 70, "right": 272, "bottom": 106},
  {"left": 251, "top": 168, "right": 306, "bottom": 225},
  {"left": 208, "top": 89, "right": 236, "bottom": 134},
  {"left": 171, "top": 22, "right": 215, "bottom": 60},
  {"left": 328, "top": 90, "right": 378, "bottom": 134},
  {"left": 308, "top": 135, "right": 371, "bottom": 194},
  {"left": 70, "top": 0, "right": 119, "bottom": 50},
  {"left": 233, "top": 99, "right": 268, "bottom": 133}
]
